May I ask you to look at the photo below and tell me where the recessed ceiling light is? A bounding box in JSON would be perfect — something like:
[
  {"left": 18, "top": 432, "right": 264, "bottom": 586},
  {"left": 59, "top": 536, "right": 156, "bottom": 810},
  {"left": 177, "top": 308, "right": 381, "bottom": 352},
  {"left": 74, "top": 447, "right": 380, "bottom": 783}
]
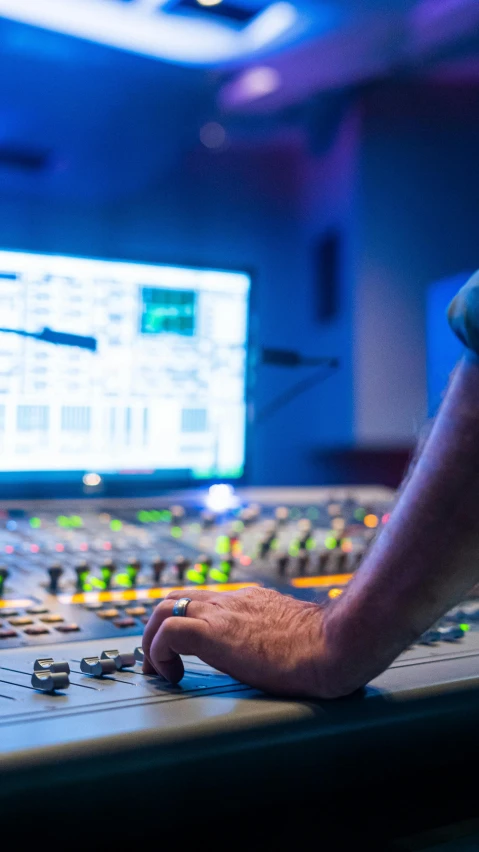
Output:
[{"left": 197, "top": 0, "right": 223, "bottom": 7}]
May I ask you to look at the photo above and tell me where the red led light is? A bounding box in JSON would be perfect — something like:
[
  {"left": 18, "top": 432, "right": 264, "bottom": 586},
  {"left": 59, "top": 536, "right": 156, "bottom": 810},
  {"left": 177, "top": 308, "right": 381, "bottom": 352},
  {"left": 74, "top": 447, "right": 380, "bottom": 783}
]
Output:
[
  {"left": 4, "top": 545, "right": 13, "bottom": 554},
  {"left": 382, "top": 513, "right": 391, "bottom": 524},
  {"left": 103, "top": 541, "right": 112, "bottom": 550},
  {"left": 30, "top": 544, "right": 40, "bottom": 553},
  {"left": 55, "top": 543, "right": 65, "bottom": 552},
  {"left": 80, "top": 542, "right": 88, "bottom": 552},
  {"left": 240, "top": 555, "right": 252, "bottom": 566}
]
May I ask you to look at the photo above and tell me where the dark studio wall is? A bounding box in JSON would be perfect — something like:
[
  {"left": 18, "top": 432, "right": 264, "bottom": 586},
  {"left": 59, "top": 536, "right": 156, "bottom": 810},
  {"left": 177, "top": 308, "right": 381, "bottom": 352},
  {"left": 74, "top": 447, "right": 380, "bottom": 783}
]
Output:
[{"left": 1, "top": 70, "right": 479, "bottom": 487}]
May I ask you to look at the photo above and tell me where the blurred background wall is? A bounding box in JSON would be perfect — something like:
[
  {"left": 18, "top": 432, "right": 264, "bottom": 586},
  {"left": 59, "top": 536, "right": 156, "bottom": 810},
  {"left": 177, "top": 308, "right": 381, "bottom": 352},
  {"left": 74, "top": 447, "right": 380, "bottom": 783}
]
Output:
[{"left": 0, "top": 2, "right": 478, "bottom": 486}]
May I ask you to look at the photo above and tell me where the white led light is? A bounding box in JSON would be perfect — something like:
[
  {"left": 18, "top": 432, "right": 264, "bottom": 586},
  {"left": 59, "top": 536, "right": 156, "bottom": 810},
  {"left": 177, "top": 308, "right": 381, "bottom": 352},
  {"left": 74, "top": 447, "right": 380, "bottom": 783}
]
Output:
[
  {"left": 206, "top": 484, "right": 236, "bottom": 513},
  {"left": 0, "top": 0, "right": 300, "bottom": 65},
  {"left": 83, "top": 473, "right": 102, "bottom": 487}
]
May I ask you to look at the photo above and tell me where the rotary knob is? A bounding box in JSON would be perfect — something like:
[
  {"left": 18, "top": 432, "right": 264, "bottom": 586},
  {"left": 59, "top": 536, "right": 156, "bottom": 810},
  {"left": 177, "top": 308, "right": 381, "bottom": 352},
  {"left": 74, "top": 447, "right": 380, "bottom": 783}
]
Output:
[{"left": 47, "top": 563, "right": 63, "bottom": 593}]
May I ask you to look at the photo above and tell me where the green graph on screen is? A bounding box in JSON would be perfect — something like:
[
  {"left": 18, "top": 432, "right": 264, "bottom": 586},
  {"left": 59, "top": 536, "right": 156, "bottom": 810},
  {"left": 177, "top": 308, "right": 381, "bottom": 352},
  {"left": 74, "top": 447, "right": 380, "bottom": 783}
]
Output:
[{"left": 141, "top": 287, "right": 196, "bottom": 336}]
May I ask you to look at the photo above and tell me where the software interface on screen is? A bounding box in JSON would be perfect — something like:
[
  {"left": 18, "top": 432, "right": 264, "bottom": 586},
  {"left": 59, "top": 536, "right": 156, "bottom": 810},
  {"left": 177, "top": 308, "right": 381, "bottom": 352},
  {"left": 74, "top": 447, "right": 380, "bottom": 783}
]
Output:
[{"left": 0, "top": 251, "right": 251, "bottom": 479}]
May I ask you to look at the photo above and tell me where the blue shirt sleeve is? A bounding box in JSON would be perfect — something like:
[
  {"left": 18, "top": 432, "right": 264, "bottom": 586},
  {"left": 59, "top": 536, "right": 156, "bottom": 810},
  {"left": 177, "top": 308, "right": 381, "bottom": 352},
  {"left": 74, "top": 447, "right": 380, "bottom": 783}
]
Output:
[{"left": 448, "top": 270, "right": 479, "bottom": 356}]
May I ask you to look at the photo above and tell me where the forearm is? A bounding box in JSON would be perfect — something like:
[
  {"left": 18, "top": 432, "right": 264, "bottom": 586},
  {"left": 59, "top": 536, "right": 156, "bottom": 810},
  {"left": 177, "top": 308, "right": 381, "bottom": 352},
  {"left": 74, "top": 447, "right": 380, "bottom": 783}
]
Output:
[{"left": 324, "top": 353, "right": 479, "bottom": 695}]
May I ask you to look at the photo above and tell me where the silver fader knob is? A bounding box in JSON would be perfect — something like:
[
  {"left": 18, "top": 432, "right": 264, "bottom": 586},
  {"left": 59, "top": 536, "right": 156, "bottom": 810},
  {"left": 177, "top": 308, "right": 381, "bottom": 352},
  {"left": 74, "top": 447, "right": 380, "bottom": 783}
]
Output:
[
  {"left": 134, "top": 646, "right": 144, "bottom": 664},
  {"left": 34, "top": 658, "right": 70, "bottom": 675},
  {"left": 101, "top": 649, "right": 136, "bottom": 671},
  {"left": 31, "top": 670, "right": 70, "bottom": 693},
  {"left": 80, "top": 656, "right": 116, "bottom": 677}
]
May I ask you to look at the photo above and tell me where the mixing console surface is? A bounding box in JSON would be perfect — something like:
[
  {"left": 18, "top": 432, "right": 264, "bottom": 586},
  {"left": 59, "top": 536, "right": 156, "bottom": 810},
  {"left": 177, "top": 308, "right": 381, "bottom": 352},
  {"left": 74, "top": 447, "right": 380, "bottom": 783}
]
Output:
[
  {"left": 2, "top": 486, "right": 479, "bottom": 839},
  {"left": 0, "top": 486, "right": 392, "bottom": 647}
]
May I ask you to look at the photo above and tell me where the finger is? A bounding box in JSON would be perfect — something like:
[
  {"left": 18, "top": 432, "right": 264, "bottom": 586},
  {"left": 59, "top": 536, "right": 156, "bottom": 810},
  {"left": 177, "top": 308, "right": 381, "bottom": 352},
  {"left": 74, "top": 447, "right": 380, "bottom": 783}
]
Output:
[
  {"left": 149, "top": 617, "right": 210, "bottom": 683},
  {"left": 165, "top": 589, "right": 224, "bottom": 602},
  {"left": 142, "top": 598, "right": 208, "bottom": 671}
]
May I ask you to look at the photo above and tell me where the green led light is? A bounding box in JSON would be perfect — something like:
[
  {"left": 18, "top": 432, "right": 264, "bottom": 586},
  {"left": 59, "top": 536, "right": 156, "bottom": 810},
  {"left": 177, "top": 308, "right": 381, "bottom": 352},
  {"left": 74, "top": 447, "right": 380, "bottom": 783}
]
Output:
[
  {"left": 186, "top": 569, "right": 207, "bottom": 585},
  {"left": 209, "top": 568, "right": 229, "bottom": 583},
  {"left": 115, "top": 573, "right": 132, "bottom": 588},
  {"left": 171, "top": 526, "right": 182, "bottom": 539},
  {"left": 70, "top": 515, "right": 83, "bottom": 528},
  {"left": 137, "top": 510, "right": 150, "bottom": 523},
  {"left": 110, "top": 519, "right": 123, "bottom": 532},
  {"left": 270, "top": 538, "right": 279, "bottom": 551},
  {"left": 306, "top": 537, "right": 317, "bottom": 551},
  {"left": 354, "top": 508, "right": 366, "bottom": 522},
  {"left": 30, "top": 517, "right": 41, "bottom": 529},
  {"left": 57, "top": 515, "right": 69, "bottom": 528},
  {"left": 306, "top": 507, "right": 320, "bottom": 520},
  {"left": 150, "top": 510, "right": 162, "bottom": 523},
  {"left": 460, "top": 623, "right": 471, "bottom": 632},
  {"left": 82, "top": 582, "right": 93, "bottom": 592},
  {"left": 90, "top": 576, "right": 107, "bottom": 590},
  {"left": 101, "top": 566, "right": 114, "bottom": 581},
  {"left": 324, "top": 535, "right": 338, "bottom": 550},
  {"left": 160, "top": 510, "right": 172, "bottom": 523},
  {"left": 215, "top": 535, "right": 230, "bottom": 555},
  {"left": 288, "top": 541, "right": 300, "bottom": 557}
]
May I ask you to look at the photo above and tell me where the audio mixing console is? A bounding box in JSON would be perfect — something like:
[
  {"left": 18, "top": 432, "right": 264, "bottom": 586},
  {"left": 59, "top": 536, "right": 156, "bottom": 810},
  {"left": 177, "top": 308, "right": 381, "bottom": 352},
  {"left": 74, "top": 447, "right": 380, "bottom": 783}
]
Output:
[{"left": 1, "top": 487, "right": 479, "bottom": 844}]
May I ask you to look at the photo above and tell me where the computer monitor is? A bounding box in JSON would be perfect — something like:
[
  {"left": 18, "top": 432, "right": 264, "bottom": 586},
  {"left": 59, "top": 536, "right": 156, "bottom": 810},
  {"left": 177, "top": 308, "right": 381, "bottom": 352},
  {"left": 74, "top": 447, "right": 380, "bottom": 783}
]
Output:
[{"left": 0, "top": 250, "right": 251, "bottom": 493}]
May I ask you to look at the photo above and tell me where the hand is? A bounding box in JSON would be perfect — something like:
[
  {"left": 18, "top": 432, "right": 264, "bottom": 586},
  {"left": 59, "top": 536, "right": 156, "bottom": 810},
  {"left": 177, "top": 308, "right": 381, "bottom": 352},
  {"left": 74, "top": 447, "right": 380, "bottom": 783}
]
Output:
[{"left": 142, "top": 586, "right": 341, "bottom": 699}]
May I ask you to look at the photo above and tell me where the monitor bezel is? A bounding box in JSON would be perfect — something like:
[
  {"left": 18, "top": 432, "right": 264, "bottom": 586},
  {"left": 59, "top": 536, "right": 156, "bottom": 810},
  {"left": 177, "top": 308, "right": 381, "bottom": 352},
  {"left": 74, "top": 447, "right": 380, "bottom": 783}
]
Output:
[{"left": 0, "top": 249, "right": 255, "bottom": 499}]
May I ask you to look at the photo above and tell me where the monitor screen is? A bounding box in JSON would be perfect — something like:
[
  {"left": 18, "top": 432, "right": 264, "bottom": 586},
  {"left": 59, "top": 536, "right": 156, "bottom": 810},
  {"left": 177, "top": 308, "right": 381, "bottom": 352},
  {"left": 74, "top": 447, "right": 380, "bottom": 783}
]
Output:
[{"left": 0, "top": 251, "right": 251, "bottom": 484}]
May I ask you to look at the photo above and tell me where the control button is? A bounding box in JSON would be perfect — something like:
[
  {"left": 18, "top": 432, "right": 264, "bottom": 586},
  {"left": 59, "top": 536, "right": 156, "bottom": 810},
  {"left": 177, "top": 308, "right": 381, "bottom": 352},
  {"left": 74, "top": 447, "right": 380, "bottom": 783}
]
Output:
[
  {"left": 126, "top": 558, "right": 141, "bottom": 586},
  {"left": 152, "top": 557, "right": 166, "bottom": 584},
  {"left": 297, "top": 549, "right": 309, "bottom": 576},
  {"left": 200, "top": 510, "right": 216, "bottom": 529},
  {"left": 84, "top": 601, "right": 103, "bottom": 611},
  {"left": 276, "top": 553, "right": 289, "bottom": 578},
  {"left": 55, "top": 623, "right": 81, "bottom": 633},
  {"left": 134, "top": 646, "right": 144, "bottom": 663},
  {"left": 0, "top": 628, "right": 18, "bottom": 639},
  {"left": 26, "top": 605, "right": 50, "bottom": 615},
  {"left": 9, "top": 616, "right": 34, "bottom": 626},
  {"left": 80, "top": 656, "right": 116, "bottom": 677},
  {"left": 101, "top": 649, "right": 136, "bottom": 670},
  {"left": 186, "top": 554, "right": 211, "bottom": 585},
  {"left": 40, "top": 614, "right": 65, "bottom": 624},
  {"left": 175, "top": 555, "right": 189, "bottom": 583},
  {"left": 0, "top": 608, "right": 18, "bottom": 618},
  {"left": 330, "top": 552, "right": 348, "bottom": 574},
  {"left": 125, "top": 606, "right": 146, "bottom": 617},
  {"left": 31, "top": 671, "right": 70, "bottom": 693},
  {"left": 47, "top": 563, "right": 63, "bottom": 593},
  {"left": 0, "top": 565, "right": 9, "bottom": 596},
  {"left": 113, "top": 617, "right": 136, "bottom": 628},
  {"left": 75, "top": 561, "right": 90, "bottom": 591},
  {"left": 438, "top": 626, "right": 465, "bottom": 642},
  {"left": 318, "top": 552, "right": 329, "bottom": 574},
  {"left": 34, "top": 658, "right": 70, "bottom": 674},
  {"left": 24, "top": 626, "right": 50, "bottom": 635},
  {"left": 100, "top": 559, "right": 115, "bottom": 589},
  {"left": 96, "top": 608, "right": 120, "bottom": 619},
  {"left": 418, "top": 629, "right": 441, "bottom": 645}
]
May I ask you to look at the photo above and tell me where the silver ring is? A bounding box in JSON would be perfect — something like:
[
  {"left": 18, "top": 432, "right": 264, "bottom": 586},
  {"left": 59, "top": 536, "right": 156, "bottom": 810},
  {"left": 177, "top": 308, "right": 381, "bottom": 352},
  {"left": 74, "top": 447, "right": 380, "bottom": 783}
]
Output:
[{"left": 172, "top": 597, "right": 192, "bottom": 617}]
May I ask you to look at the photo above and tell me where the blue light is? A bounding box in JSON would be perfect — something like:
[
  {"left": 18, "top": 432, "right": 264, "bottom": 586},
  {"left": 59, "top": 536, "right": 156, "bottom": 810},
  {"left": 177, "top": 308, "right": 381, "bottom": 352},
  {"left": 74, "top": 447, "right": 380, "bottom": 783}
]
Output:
[{"left": 6, "top": 520, "right": 17, "bottom": 531}]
